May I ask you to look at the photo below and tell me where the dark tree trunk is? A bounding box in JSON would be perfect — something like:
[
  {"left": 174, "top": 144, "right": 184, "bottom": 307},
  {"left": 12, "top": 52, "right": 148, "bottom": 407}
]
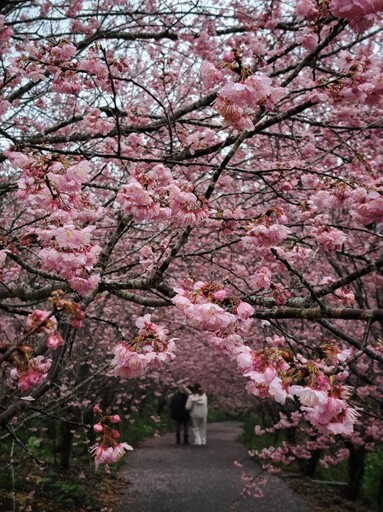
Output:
[
  {"left": 345, "top": 442, "right": 365, "bottom": 500},
  {"left": 377, "top": 476, "right": 383, "bottom": 510},
  {"left": 58, "top": 421, "right": 73, "bottom": 470},
  {"left": 305, "top": 449, "right": 322, "bottom": 478}
]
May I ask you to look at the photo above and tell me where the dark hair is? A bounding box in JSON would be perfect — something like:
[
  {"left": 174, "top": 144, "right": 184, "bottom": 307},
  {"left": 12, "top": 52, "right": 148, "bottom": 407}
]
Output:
[{"left": 191, "top": 383, "right": 202, "bottom": 394}]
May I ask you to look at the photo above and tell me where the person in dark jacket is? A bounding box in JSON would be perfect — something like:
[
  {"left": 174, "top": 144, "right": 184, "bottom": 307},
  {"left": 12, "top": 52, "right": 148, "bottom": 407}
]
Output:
[{"left": 169, "top": 384, "right": 191, "bottom": 445}]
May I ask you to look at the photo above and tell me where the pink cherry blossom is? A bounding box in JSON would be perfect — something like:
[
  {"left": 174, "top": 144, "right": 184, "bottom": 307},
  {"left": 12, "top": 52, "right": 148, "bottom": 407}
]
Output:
[
  {"left": 50, "top": 41, "right": 77, "bottom": 62},
  {"left": 271, "top": 283, "right": 291, "bottom": 305},
  {"left": 91, "top": 442, "right": 133, "bottom": 469},
  {"left": 250, "top": 267, "right": 272, "bottom": 290},
  {"left": 243, "top": 223, "right": 291, "bottom": 248},
  {"left": 235, "top": 346, "right": 255, "bottom": 373},
  {"left": 111, "top": 315, "right": 177, "bottom": 379},
  {"left": 185, "top": 303, "right": 237, "bottom": 331},
  {"left": 209, "top": 333, "right": 244, "bottom": 358},
  {"left": 314, "top": 227, "right": 347, "bottom": 252},
  {"left": 200, "top": 60, "right": 224, "bottom": 88},
  {"left": 296, "top": 0, "right": 319, "bottom": 17},
  {"left": 289, "top": 385, "right": 329, "bottom": 407},
  {"left": 54, "top": 225, "right": 93, "bottom": 250},
  {"left": 117, "top": 182, "right": 160, "bottom": 220},
  {"left": 234, "top": 301, "right": 255, "bottom": 321},
  {"left": 305, "top": 397, "right": 359, "bottom": 436},
  {"left": 46, "top": 332, "right": 64, "bottom": 350},
  {"left": 330, "top": 0, "right": 382, "bottom": 20},
  {"left": 83, "top": 108, "right": 114, "bottom": 136},
  {"left": 12, "top": 356, "right": 52, "bottom": 392},
  {"left": 68, "top": 274, "right": 101, "bottom": 296},
  {"left": 169, "top": 187, "right": 209, "bottom": 226},
  {"left": 245, "top": 371, "right": 288, "bottom": 404},
  {"left": 25, "top": 310, "right": 56, "bottom": 333},
  {"left": 213, "top": 96, "right": 254, "bottom": 130}
]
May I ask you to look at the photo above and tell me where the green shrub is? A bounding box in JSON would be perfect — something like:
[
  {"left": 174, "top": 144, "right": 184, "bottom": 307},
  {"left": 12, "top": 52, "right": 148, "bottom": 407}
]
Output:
[{"left": 363, "top": 448, "right": 383, "bottom": 510}]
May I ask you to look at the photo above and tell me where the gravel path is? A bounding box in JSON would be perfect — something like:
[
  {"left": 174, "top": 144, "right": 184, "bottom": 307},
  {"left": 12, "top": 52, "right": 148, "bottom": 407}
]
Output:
[{"left": 113, "top": 421, "right": 310, "bottom": 512}]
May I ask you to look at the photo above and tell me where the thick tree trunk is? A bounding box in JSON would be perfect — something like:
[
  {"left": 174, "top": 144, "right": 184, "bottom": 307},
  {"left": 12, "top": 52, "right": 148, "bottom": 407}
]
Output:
[
  {"left": 305, "top": 449, "right": 322, "bottom": 478},
  {"left": 377, "top": 477, "right": 383, "bottom": 510},
  {"left": 58, "top": 421, "right": 73, "bottom": 470},
  {"left": 345, "top": 442, "right": 365, "bottom": 500}
]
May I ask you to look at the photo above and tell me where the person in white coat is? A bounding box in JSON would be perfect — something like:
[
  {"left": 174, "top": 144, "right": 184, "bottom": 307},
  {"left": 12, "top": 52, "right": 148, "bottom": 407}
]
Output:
[{"left": 185, "top": 383, "right": 208, "bottom": 446}]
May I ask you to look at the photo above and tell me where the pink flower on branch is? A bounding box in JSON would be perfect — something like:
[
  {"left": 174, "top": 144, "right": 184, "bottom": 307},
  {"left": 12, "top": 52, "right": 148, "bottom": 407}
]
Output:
[
  {"left": 200, "top": 60, "right": 224, "bottom": 89},
  {"left": 305, "top": 396, "right": 359, "bottom": 436},
  {"left": 38, "top": 245, "right": 101, "bottom": 295},
  {"left": 117, "top": 182, "right": 164, "bottom": 221},
  {"left": 53, "top": 225, "right": 93, "bottom": 250},
  {"left": 243, "top": 208, "right": 290, "bottom": 249},
  {"left": 330, "top": 0, "right": 383, "bottom": 20},
  {"left": 347, "top": 187, "right": 383, "bottom": 225},
  {"left": 169, "top": 187, "right": 209, "bottom": 227},
  {"left": 8, "top": 152, "right": 103, "bottom": 295},
  {"left": 49, "top": 40, "right": 77, "bottom": 62},
  {"left": 289, "top": 385, "right": 329, "bottom": 407},
  {"left": 46, "top": 332, "right": 64, "bottom": 350},
  {"left": 111, "top": 315, "right": 176, "bottom": 379},
  {"left": 23, "top": 309, "right": 66, "bottom": 351},
  {"left": 296, "top": 0, "right": 319, "bottom": 18},
  {"left": 213, "top": 73, "right": 285, "bottom": 129},
  {"left": 236, "top": 342, "right": 359, "bottom": 435},
  {"left": 246, "top": 371, "right": 288, "bottom": 404},
  {"left": 250, "top": 266, "right": 272, "bottom": 290},
  {"left": 189, "top": 303, "right": 237, "bottom": 331},
  {"left": 10, "top": 355, "right": 51, "bottom": 392},
  {"left": 91, "top": 405, "right": 132, "bottom": 469},
  {"left": 172, "top": 281, "right": 254, "bottom": 333},
  {"left": 91, "top": 442, "right": 133, "bottom": 469},
  {"left": 314, "top": 227, "right": 347, "bottom": 252},
  {"left": 25, "top": 310, "right": 56, "bottom": 334}
]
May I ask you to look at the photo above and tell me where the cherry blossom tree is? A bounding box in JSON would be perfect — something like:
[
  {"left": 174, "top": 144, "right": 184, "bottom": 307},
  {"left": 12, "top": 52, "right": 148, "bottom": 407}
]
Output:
[{"left": 1, "top": 0, "right": 383, "bottom": 476}]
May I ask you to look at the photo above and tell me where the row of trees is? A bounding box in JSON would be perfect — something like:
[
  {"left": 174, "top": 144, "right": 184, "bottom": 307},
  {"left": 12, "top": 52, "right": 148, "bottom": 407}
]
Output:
[{"left": 0, "top": 0, "right": 383, "bottom": 489}]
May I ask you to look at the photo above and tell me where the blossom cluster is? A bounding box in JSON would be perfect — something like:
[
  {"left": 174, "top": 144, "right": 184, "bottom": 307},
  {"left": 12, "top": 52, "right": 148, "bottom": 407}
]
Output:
[
  {"left": 91, "top": 405, "right": 133, "bottom": 469},
  {"left": 48, "top": 290, "right": 85, "bottom": 329},
  {"left": 242, "top": 208, "right": 291, "bottom": 249},
  {"left": 24, "top": 309, "right": 64, "bottom": 350},
  {"left": 8, "top": 294, "right": 85, "bottom": 391},
  {"left": 7, "top": 151, "right": 103, "bottom": 295},
  {"left": 173, "top": 281, "right": 359, "bottom": 436},
  {"left": 238, "top": 343, "right": 358, "bottom": 436},
  {"left": 111, "top": 315, "right": 176, "bottom": 379},
  {"left": 172, "top": 281, "right": 254, "bottom": 333},
  {"left": 330, "top": 0, "right": 383, "bottom": 31},
  {"left": 116, "top": 165, "right": 209, "bottom": 227},
  {"left": 215, "top": 75, "right": 284, "bottom": 129},
  {"left": 10, "top": 354, "right": 52, "bottom": 392},
  {"left": 200, "top": 55, "right": 285, "bottom": 130},
  {"left": 309, "top": 179, "right": 383, "bottom": 237},
  {"left": 7, "top": 38, "right": 130, "bottom": 95},
  {"left": 297, "top": 0, "right": 383, "bottom": 33}
]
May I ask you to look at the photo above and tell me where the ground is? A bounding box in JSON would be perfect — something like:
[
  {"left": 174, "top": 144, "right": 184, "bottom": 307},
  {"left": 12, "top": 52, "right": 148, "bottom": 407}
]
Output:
[
  {"left": 284, "top": 477, "right": 371, "bottom": 512},
  {"left": 98, "top": 471, "right": 371, "bottom": 512},
  {"left": 0, "top": 454, "right": 370, "bottom": 511}
]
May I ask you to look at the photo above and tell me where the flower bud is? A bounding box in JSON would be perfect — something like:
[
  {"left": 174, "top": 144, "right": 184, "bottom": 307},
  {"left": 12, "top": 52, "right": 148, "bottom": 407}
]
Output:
[{"left": 93, "top": 405, "right": 102, "bottom": 414}]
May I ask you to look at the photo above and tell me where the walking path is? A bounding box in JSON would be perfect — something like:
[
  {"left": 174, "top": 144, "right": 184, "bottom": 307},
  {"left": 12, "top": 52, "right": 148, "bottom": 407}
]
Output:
[{"left": 113, "top": 421, "right": 310, "bottom": 512}]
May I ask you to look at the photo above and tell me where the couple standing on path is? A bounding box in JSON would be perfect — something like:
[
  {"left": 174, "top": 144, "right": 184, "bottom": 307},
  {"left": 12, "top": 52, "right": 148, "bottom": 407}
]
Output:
[{"left": 169, "top": 383, "right": 208, "bottom": 446}]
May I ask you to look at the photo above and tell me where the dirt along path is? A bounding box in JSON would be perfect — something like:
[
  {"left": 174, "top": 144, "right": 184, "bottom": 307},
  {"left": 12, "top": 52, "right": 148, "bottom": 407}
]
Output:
[{"left": 113, "top": 421, "right": 310, "bottom": 512}]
